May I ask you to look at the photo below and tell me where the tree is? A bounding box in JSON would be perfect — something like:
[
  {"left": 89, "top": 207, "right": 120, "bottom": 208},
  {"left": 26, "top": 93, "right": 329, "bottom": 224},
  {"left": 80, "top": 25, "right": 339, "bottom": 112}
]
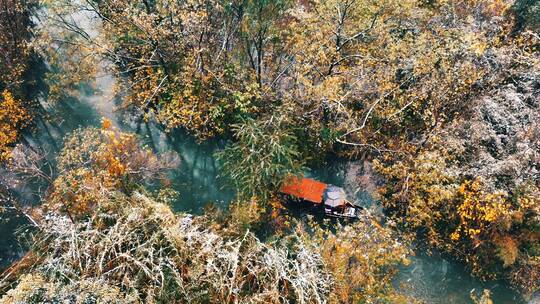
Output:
[
  {"left": 374, "top": 76, "right": 540, "bottom": 292},
  {"left": 283, "top": 0, "right": 535, "bottom": 154},
  {"left": 41, "top": 0, "right": 295, "bottom": 138},
  {"left": 47, "top": 122, "right": 179, "bottom": 219},
  {"left": 216, "top": 114, "right": 304, "bottom": 201},
  {"left": 0, "top": 0, "right": 37, "bottom": 95},
  {"left": 0, "top": 0, "right": 39, "bottom": 163},
  {"left": 41, "top": 0, "right": 538, "bottom": 151},
  {"left": 0, "top": 91, "right": 30, "bottom": 162},
  {"left": 301, "top": 218, "right": 414, "bottom": 303}
]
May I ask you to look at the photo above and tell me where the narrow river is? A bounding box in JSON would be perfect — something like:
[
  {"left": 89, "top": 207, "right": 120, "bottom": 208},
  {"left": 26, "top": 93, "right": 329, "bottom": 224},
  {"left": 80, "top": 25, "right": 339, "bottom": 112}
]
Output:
[{"left": 1, "top": 7, "right": 533, "bottom": 304}]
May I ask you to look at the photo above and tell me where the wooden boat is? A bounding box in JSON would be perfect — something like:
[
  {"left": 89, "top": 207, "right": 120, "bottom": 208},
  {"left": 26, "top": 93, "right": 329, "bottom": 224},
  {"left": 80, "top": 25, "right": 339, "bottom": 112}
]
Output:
[{"left": 279, "top": 177, "right": 363, "bottom": 219}]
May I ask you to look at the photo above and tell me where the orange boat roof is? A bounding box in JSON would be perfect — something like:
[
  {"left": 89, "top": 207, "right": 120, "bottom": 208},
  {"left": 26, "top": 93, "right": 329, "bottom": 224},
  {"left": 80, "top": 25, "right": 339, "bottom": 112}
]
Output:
[{"left": 279, "top": 177, "right": 327, "bottom": 203}]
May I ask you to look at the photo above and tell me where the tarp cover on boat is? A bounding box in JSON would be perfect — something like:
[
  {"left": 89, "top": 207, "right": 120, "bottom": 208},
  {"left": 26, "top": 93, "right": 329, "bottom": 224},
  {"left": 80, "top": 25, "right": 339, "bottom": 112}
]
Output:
[
  {"left": 279, "top": 177, "right": 327, "bottom": 203},
  {"left": 323, "top": 186, "right": 347, "bottom": 208}
]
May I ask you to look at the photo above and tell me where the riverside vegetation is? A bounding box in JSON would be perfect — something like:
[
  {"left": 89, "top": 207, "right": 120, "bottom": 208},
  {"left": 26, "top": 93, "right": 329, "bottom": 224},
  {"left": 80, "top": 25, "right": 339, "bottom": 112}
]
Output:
[{"left": 0, "top": 0, "right": 539, "bottom": 303}]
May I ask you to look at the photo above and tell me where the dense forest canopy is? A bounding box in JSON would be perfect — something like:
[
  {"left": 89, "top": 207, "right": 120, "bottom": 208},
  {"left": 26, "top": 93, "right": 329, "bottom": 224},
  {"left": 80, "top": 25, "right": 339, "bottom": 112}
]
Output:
[{"left": 0, "top": 0, "right": 539, "bottom": 303}]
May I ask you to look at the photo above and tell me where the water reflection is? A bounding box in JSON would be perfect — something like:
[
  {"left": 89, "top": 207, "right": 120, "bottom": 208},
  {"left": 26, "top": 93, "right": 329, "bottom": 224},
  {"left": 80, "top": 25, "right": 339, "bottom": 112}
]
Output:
[
  {"left": 0, "top": 210, "right": 30, "bottom": 270},
  {"left": 396, "top": 253, "right": 525, "bottom": 304},
  {"left": 133, "top": 123, "right": 235, "bottom": 213}
]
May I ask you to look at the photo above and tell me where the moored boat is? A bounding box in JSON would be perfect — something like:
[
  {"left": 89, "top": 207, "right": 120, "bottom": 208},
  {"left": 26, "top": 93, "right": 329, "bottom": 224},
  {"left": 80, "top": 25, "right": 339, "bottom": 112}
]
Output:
[{"left": 279, "top": 177, "right": 363, "bottom": 219}]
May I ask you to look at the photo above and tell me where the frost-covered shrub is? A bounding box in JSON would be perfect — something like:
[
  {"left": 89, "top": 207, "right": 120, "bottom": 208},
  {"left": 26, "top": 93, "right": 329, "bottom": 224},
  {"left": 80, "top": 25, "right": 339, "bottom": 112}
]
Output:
[{"left": 1, "top": 192, "right": 332, "bottom": 304}]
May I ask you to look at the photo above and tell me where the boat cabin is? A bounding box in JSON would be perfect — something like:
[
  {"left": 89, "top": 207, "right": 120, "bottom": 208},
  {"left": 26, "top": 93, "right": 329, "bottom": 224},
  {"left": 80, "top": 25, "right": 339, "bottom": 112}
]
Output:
[{"left": 279, "top": 177, "right": 363, "bottom": 219}]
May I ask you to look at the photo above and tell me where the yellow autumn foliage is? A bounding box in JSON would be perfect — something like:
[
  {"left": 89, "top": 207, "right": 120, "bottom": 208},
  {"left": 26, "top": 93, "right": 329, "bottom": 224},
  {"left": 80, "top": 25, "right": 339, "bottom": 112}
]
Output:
[
  {"left": 303, "top": 219, "right": 415, "bottom": 303},
  {"left": 452, "top": 179, "right": 513, "bottom": 241},
  {"left": 48, "top": 124, "right": 178, "bottom": 219},
  {"left": 376, "top": 145, "right": 540, "bottom": 282},
  {"left": 0, "top": 90, "right": 30, "bottom": 162}
]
